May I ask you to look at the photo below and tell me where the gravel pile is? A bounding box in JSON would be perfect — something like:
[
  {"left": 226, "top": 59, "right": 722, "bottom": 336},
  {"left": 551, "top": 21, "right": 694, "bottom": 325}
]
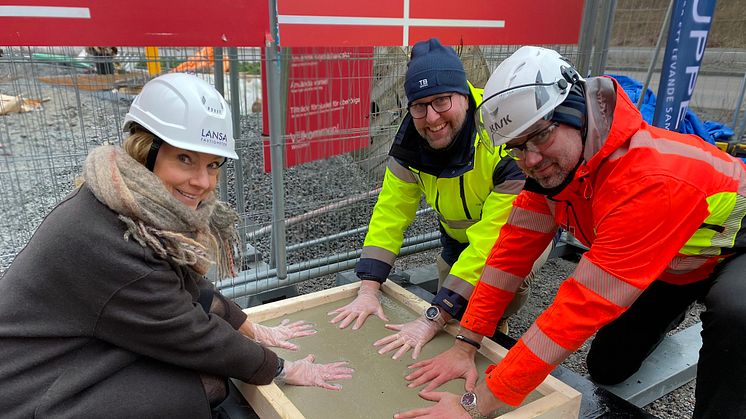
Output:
[
  {"left": 1, "top": 58, "right": 702, "bottom": 418},
  {"left": 0, "top": 60, "right": 127, "bottom": 272}
]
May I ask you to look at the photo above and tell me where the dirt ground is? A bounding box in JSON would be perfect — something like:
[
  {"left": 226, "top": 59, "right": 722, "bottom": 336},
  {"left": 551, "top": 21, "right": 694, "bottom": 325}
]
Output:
[{"left": 612, "top": 0, "right": 746, "bottom": 48}]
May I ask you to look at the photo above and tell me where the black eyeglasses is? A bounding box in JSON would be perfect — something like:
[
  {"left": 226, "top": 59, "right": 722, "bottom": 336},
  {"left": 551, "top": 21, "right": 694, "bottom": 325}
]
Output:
[
  {"left": 504, "top": 123, "right": 559, "bottom": 159},
  {"left": 408, "top": 95, "right": 454, "bottom": 119}
]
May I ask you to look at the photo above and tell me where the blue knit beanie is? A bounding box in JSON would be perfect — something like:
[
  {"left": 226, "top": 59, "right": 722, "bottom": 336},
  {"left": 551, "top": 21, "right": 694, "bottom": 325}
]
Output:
[
  {"left": 551, "top": 84, "right": 586, "bottom": 130},
  {"left": 405, "top": 38, "right": 469, "bottom": 105}
]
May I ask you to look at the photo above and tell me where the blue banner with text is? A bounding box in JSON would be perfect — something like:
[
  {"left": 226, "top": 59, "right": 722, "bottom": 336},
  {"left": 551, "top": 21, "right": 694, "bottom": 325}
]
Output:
[{"left": 653, "top": 0, "right": 717, "bottom": 131}]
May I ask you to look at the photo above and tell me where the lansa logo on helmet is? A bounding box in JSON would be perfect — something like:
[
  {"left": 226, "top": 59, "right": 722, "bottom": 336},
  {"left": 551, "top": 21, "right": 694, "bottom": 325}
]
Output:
[{"left": 200, "top": 129, "right": 229, "bottom": 145}]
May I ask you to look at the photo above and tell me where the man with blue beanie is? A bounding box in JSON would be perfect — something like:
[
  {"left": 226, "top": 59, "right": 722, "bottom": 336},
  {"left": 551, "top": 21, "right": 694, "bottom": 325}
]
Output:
[{"left": 329, "top": 38, "right": 551, "bottom": 360}]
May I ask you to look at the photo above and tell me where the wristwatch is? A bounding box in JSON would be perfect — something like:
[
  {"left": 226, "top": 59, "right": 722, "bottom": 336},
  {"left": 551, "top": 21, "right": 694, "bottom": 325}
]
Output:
[
  {"left": 424, "top": 305, "right": 446, "bottom": 328},
  {"left": 274, "top": 357, "right": 286, "bottom": 382},
  {"left": 460, "top": 391, "right": 490, "bottom": 419}
]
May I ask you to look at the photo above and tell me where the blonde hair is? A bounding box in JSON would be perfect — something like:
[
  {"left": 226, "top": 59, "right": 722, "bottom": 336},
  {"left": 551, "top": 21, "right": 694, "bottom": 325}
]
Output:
[
  {"left": 75, "top": 129, "right": 155, "bottom": 188},
  {"left": 123, "top": 127, "right": 156, "bottom": 166}
]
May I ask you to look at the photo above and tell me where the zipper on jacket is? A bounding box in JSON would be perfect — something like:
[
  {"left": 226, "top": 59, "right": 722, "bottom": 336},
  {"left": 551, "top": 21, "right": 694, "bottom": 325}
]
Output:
[
  {"left": 565, "top": 200, "right": 592, "bottom": 245},
  {"left": 459, "top": 176, "right": 472, "bottom": 219}
]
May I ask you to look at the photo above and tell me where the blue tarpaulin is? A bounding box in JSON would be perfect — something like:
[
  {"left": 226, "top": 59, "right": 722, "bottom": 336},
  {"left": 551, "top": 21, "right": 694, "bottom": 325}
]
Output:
[{"left": 607, "top": 74, "right": 734, "bottom": 145}]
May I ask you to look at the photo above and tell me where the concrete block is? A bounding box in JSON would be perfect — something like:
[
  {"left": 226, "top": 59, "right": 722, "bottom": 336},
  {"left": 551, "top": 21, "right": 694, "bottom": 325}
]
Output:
[{"left": 595, "top": 323, "right": 702, "bottom": 407}]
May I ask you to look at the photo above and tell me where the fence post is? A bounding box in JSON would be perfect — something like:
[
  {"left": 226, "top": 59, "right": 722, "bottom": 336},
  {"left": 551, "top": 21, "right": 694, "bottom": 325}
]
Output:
[
  {"left": 213, "top": 48, "right": 230, "bottom": 202},
  {"left": 227, "top": 47, "right": 248, "bottom": 257},
  {"left": 732, "top": 72, "right": 746, "bottom": 136},
  {"left": 577, "top": 0, "right": 599, "bottom": 77},
  {"left": 737, "top": 98, "right": 746, "bottom": 143},
  {"left": 638, "top": 0, "right": 675, "bottom": 110},
  {"left": 591, "top": 0, "right": 617, "bottom": 76},
  {"left": 265, "top": 0, "right": 288, "bottom": 279}
]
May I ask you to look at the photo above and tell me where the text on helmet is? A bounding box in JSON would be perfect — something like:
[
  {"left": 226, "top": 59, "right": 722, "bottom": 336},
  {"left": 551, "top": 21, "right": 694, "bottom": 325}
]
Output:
[
  {"left": 488, "top": 115, "right": 513, "bottom": 134},
  {"left": 201, "top": 129, "right": 229, "bottom": 145}
]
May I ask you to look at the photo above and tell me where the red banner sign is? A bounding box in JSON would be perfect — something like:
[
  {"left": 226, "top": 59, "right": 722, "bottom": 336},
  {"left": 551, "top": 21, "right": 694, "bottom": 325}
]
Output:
[
  {"left": 2, "top": 1, "right": 584, "bottom": 47},
  {"left": 0, "top": 0, "right": 268, "bottom": 46},
  {"left": 277, "top": 0, "right": 585, "bottom": 47},
  {"left": 261, "top": 47, "right": 374, "bottom": 172}
]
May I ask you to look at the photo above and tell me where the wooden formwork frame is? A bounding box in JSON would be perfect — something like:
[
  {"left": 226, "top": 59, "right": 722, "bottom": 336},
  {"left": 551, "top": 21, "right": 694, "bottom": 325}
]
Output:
[{"left": 235, "top": 281, "right": 581, "bottom": 419}]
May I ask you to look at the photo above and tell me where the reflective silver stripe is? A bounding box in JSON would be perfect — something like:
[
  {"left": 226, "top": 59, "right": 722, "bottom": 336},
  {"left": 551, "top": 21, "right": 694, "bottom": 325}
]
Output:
[
  {"left": 573, "top": 256, "right": 643, "bottom": 308},
  {"left": 507, "top": 206, "right": 556, "bottom": 234},
  {"left": 665, "top": 255, "right": 710, "bottom": 275},
  {"left": 479, "top": 265, "right": 524, "bottom": 293},
  {"left": 387, "top": 158, "right": 417, "bottom": 183},
  {"left": 522, "top": 323, "right": 572, "bottom": 366},
  {"left": 697, "top": 247, "right": 721, "bottom": 257},
  {"left": 441, "top": 274, "right": 475, "bottom": 299},
  {"left": 546, "top": 199, "right": 557, "bottom": 218},
  {"left": 360, "top": 246, "right": 397, "bottom": 266},
  {"left": 493, "top": 179, "right": 524, "bottom": 195},
  {"left": 631, "top": 132, "right": 746, "bottom": 254},
  {"left": 630, "top": 132, "right": 746, "bottom": 196},
  {"left": 437, "top": 213, "right": 479, "bottom": 229},
  {"left": 711, "top": 194, "right": 746, "bottom": 249}
]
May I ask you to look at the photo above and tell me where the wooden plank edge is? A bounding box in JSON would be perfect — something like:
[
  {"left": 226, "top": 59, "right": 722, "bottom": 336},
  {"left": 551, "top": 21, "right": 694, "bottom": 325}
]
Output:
[
  {"left": 232, "top": 378, "right": 305, "bottom": 419},
  {"left": 498, "top": 391, "right": 581, "bottom": 419},
  {"left": 244, "top": 282, "right": 360, "bottom": 323}
]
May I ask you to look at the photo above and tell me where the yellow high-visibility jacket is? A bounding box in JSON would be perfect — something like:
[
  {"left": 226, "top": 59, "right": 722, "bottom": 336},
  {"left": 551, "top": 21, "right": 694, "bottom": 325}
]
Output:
[{"left": 355, "top": 82, "right": 525, "bottom": 318}]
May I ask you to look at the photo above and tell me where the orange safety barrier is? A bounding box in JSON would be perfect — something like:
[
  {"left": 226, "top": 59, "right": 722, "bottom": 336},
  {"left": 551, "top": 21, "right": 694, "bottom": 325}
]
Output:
[{"left": 172, "top": 47, "right": 230, "bottom": 73}]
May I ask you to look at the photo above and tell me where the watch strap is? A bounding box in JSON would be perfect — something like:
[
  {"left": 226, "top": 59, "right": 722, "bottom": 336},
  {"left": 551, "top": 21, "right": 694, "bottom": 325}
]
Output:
[
  {"left": 463, "top": 403, "right": 490, "bottom": 419},
  {"left": 455, "top": 334, "right": 481, "bottom": 350},
  {"left": 274, "top": 357, "right": 286, "bottom": 381}
]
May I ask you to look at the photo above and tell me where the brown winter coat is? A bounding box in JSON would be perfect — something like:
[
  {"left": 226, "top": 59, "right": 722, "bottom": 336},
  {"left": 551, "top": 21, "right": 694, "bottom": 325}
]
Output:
[{"left": 0, "top": 186, "right": 277, "bottom": 418}]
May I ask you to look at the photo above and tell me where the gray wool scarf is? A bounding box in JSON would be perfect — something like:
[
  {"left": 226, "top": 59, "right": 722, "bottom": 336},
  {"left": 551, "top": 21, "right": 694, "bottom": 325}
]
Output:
[{"left": 82, "top": 145, "right": 241, "bottom": 279}]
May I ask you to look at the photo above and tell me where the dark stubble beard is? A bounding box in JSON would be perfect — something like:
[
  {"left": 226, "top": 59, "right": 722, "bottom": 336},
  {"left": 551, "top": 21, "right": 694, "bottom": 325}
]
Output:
[{"left": 416, "top": 109, "right": 469, "bottom": 150}]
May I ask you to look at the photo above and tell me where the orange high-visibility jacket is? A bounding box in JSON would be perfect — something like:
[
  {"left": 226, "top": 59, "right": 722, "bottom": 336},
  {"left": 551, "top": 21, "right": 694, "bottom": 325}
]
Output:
[{"left": 461, "top": 76, "right": 746, "bottom": 406}]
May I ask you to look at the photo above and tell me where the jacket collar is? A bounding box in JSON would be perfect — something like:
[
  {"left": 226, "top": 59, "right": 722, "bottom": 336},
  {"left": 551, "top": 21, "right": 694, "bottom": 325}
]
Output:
[{"left": 581, "top": 76, "right": 642, "bottom": 173}]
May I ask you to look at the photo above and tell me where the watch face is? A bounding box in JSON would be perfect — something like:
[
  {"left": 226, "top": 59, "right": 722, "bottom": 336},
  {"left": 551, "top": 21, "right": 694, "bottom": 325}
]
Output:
[
  {"left": 425, "top": 306, "right": 440, "bottom": 320},
  {"left": 460, "top": 391, "right": 477, "bottom": 408}
]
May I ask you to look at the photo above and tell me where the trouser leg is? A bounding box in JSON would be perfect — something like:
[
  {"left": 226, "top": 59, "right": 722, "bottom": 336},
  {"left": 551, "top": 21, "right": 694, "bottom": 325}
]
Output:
[
  {"left": 693, "top": 253, "right": 746, "bottom": 419},
  {"left": 587, "top": 279, "right": 707, "bottom": 385}
]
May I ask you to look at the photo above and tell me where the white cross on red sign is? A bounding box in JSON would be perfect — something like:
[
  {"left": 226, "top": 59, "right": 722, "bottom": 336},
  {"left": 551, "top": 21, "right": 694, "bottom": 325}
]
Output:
[
  {"left": 1, "top": 1, "right": 584, "bottom": 47},
  {"left": 277, "top": 0, "right": 585, "bottom": 47}
]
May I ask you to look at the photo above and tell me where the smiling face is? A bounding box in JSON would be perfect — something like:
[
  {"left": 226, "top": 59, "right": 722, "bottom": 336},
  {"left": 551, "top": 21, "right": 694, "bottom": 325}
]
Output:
[
  {"left": 412, "top": 93, "right": 469, "bottom": 150},
  {"left": 152, "top": 142, "right": 224, "bottom": 209},
  {"left": 510, "top": 123, "right": 583, "bottom": 189}
]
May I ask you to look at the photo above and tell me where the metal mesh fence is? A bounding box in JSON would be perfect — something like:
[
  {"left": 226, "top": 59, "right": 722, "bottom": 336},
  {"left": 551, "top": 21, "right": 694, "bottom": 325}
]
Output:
[
  {"left": 2, "top": 2, "right": 746, "bottom": 302},
  {"left": 606, "top": 0, "right": 746, "bottom": 123},
  {"left": 0, "top": 47, "right": 262, "bottom": 269}
]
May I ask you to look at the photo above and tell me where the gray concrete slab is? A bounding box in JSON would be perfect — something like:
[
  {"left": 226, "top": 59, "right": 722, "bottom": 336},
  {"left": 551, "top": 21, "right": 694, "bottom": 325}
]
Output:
[{"left": 596, "top": 322, "right": 702, "bottom": 408}]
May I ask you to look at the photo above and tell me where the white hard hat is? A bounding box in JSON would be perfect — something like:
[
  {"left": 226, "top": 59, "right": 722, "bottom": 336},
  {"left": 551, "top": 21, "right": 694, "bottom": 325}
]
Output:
[
  {"left": 476, "top": 46, "right": 583, "bottom": 149},
  {"left": 123, "top": 73, "right": 238, "bottom": 160}
]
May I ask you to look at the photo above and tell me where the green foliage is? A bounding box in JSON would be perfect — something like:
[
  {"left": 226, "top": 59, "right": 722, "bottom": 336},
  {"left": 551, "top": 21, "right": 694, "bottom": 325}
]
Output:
[{"left": 237, "top": 61, "right": 261, "bottom": 75}]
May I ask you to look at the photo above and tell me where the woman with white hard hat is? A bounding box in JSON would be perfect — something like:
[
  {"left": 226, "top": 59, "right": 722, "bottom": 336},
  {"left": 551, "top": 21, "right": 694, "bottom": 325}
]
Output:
[{"left": 0, "top": 73, "right": 353, "bottom": 418}]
